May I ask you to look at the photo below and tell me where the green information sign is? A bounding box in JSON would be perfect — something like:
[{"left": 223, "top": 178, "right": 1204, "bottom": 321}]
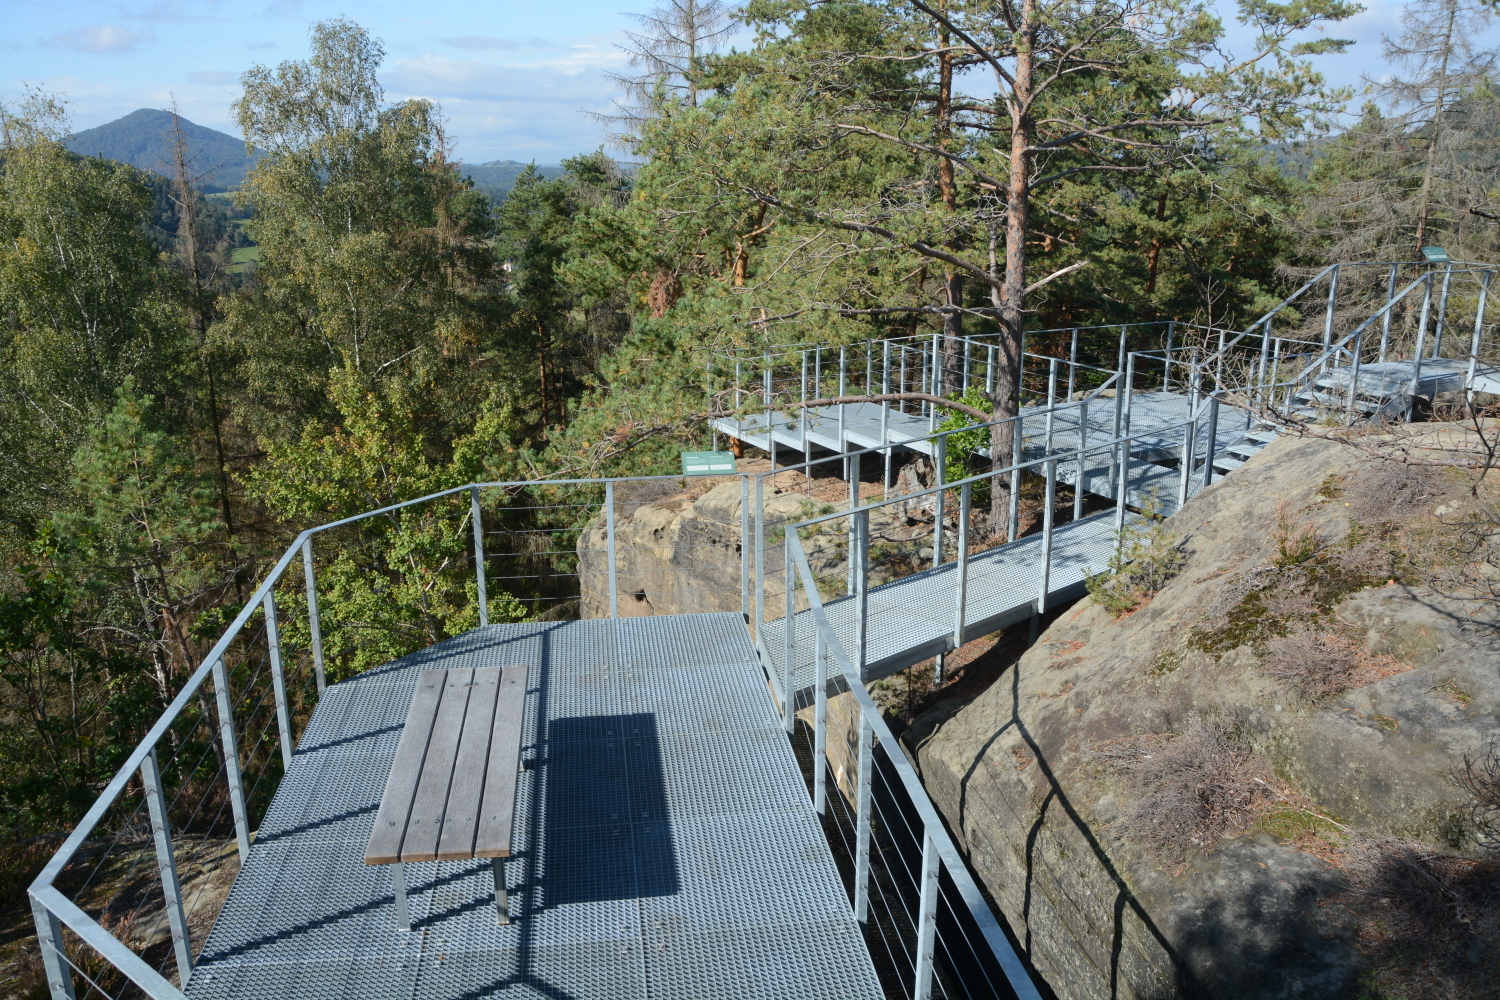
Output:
[
  {"left": 680, "top": 450, "right": 737, "bottom": 476},
  {"left": 1422, "top": 246, "right": 1451, "bottom": 263}
]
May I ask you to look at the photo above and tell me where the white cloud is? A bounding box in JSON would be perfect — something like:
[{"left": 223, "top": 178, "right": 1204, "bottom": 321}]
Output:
[
  {"left": 441, "top": 37, "right": 520, "bottom": 51},
  {"left": 439, "top": 36, "right": 558, "bottom": 51},
  {"left": 189, "top": 70, "right": 237, "bottom": 85},
  {"left": 46, "top": 25, "right": 155, "bottom": 54},
  {"left": 386, "top": 55, "right": 623, "bottom": 160}
]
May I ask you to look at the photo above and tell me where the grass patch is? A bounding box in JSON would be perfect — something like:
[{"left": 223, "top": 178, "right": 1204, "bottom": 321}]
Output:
[{"left": 228, "top": 245, "right": 261, "bottom": 274}]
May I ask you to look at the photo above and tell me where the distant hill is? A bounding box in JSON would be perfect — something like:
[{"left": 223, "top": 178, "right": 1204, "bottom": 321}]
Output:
[
  {"left": 461, "top": 160, "right": 564, "bottom": 202},
  {"left": 66, "top": 109, "right": 260, "bottom": 192},
  {"left": 66, "top": 112, "right": 562, "bottom": 200}
]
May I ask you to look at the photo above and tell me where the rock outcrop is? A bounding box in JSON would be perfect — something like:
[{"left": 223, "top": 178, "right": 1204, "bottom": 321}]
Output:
[
  {"left": 907, "top": 430, "right": 1500, "bottom": 999},
  {"left": 575, "top": 461, "right": 928, "bottom": 619}
]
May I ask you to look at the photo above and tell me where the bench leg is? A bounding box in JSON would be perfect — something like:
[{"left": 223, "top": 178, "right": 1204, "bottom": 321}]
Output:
[
  {"left": 491, "top": 858, "right": 510, "bottom": 925},
  {"left": 393, "top": 862, "right": 411, "bottom": 930}
]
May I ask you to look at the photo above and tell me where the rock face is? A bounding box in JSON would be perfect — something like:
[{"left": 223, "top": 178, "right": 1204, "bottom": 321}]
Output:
[
  {"left": 907, "top": 432, "right": 1500, "bottom": 999},
  {"left": 575, "top": 463, "right": 920, "bottom": 619}
]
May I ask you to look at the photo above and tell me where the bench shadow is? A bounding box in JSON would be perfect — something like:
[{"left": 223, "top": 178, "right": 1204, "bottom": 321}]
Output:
[{"left": 542, "top": 712, "right": 679, "bottom": 905}]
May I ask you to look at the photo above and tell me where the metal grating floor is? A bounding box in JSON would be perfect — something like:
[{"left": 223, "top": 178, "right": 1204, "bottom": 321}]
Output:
[{"left": 188, "top": 615, "right": 884, "bottom": 1000}]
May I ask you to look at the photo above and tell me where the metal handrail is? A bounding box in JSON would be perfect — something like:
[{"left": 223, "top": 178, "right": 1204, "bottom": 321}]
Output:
[{"left": 785, "top": 528, "right": 1046, "bottom": 1000}]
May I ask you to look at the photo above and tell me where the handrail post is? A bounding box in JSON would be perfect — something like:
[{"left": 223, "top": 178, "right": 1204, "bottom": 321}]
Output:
[
  {"left": 29, "top": 897, "right": 75, "bottom": 1000},
  {"left": 853, "top": 712, "right": 873, "bottom": 922},
  {"left": 1321, "top": 263, "right": 1341, "bottom": 376},
  {"left": 949, "top": 481, "right": 971, "bottom": 681},
  {"left": 740, "top": 475, "right": 751, "bottom": 618},
  {"left": 1109, "top": 345, "right": 1125, "bottom": 495},
  {"left": 1201, "top": 397, "right": 1220, "bottom": 488},
  {"left": 838, "top": 345, "right": 847, "bottom": 443},
  {"left": 605, "top": 481, "right": 618, "bottom": 619},
  {"left": 929, "top": 331, "right": 940, "bottom": 431},
  {"left": 1256, "top": 319, "right": 1272, "bottom": 406},
  {"left": 847, "top": 455, "right": 858, "bottom": 595},
  {"left": 1113, "top": 438, "right": 1130, "bottom": 555},
  {"left": 855, "top": 509, "right": 870, "bottom": 677},
  {"left": 1068, "top": 327, "right": 1079, "bottom": 399},
  {"left": 814, "top": 627, "right": 827, "bottom": 815},
  {"left": 1468, "top": 270, "right": 1492, "bottom": 393},
  {"left": 783, "top": 535, "right": 796, "bottom": 733},
  {"left": 932, "top": 434, "right": 946, "bottom": 571},
  {"left": 1163, "top": 321, "right": 1175, "bottom": 390},
  {"left": 1379, "top": 262, "right": 1398, "bottom": 364},
  {"left": 265, "top": 592, "right": 293, "bottom": 772},
  {"left": 1038, "top": 459, "right": 1057, "bottom": 615},
  {"left": 754, "top": 475, "right": 766, "bottom": 630},
  {"left": 470, "top": 486, "right": 489, "bottom": 627},
  {"left": 1044, "top": 357, "right": 1058, "bottom": 453},
  {"left": 1178, "top": 408, "right": 1197, "bottom": 508},
  {"left": 882, "top": 343, "right": 893, "bottom": 495},
  {"left": 1075, "top": 400, "right": 1088, "bottom": 520},
  {"left": 1433, "top": 261, "right": 1454, "bottom": 358},
  {"left": 1008, "top": 413, "right": 1022, "bottom": 543},
  {"left": 914, "top": 830, "right": 940, "bottom": 1000},
  {"left": 800, "top": 349, "right": 809, "bottom": 458},
  {"left": 142, "top": 746, "right": 193, "bottom": 984},
  {"left": 301, "top": 539, "right": 325, "bottom": 696},
  {"left": 212, "top": 656, "right": 252, "bottom": 860},
  {"left": 1408, "top": 273, "right": 1435, "bottom": 420},
  {"left": 1346, "top": 329, "right": 1365, "bottom": 417}
]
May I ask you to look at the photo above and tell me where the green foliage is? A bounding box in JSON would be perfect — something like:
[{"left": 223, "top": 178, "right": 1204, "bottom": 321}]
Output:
[
  {"left": 0, "top": 383, "right": 234, "bottom": 837},
  {"left": 218, "top": 18, "right": 513, "bottom": 442},
  {"left": 1086, "top": 501, "right": 1185, "bottom": 617},
  {"left": 249, "top": 370, "right": 528, "bottom": 679},
  {"left": 939, "top": 388, "right": 993, "bottom": 506}
]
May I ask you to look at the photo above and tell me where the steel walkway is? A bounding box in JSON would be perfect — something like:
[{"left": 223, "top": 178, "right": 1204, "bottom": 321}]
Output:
[
  {"left": 714, "top": 391, "right": 1252, "bottom": 465},
  {"left": 187, "top": 616, "right": 884, "bottom": 1000},
  {"left": 759, "top": 509, "right": 1142, "bottom": 698}
]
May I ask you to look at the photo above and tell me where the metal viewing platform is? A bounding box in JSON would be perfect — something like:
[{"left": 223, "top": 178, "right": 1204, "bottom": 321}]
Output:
[{"left": 187, "top": 615, "right": 884, "bottom": 1000}]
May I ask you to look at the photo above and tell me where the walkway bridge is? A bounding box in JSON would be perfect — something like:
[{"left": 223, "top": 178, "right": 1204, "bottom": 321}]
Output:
[{"left": 28, "top": 260, "right": 1500, "bottom": 1000}]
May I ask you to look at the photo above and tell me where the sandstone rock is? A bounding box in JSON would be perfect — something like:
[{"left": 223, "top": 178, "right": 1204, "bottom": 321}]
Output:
[
  {"left": 576, "top": 460, "right": 949, "bottom": 619},
  {"left": 906, "top": 431, "right": 1500, "bottom": 999}
]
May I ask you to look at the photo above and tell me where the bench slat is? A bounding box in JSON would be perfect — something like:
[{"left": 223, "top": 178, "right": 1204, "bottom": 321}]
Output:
[
  {"left": 400, "top": 667, "right": 475, "bottom": 862},
  {"left": 364, "top": 669, "right": 447, "bottom": 865},
  {"left": 435, "top": 666, "right": 502, "bottom": 860},
  {"left": 474, "top": 663, "right": 529, "bottom": 859}
]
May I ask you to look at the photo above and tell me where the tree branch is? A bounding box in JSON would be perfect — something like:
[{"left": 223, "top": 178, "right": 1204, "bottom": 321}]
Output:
[
  {"left": 743, "top": 187, "right": 1004, "bottom": 293},
  {"left": 1023, "top": 259, "right": 1091, "bottom": 295},
  {"left": 831, "top": 123, "right": 1008, "bottom": 189}
]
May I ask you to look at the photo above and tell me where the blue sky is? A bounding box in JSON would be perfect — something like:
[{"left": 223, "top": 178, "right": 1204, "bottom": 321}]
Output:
[{"left": 0, "top": 0, "right": 1487, "bottom": 164}]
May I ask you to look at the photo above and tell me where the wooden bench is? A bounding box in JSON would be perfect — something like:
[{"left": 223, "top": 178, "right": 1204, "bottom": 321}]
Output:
[{"left": 363, "top": 664, "right": 527, "bottom": 929}]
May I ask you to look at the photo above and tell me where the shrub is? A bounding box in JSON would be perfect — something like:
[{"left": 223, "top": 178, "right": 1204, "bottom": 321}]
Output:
[
  {"left": 1092, "top": 717, "right": 1274, "bottom": 858},
  {"left": 1454, "top": 737, "right": 1500, "bottom": 856},
  {"left": 1342, "top": 837, "right": 1500, "bottom": 943},
  {"left": 1271, "top": 508, "right": 1322, "bottom": 567},
  {"left": 1086, "top": 498, "right": 1184, "bottom": 617}
]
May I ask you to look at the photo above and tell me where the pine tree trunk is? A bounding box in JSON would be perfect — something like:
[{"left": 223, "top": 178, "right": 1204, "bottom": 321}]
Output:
[{"left": 989, "top": 0, "right": 1035, "bottom": 526}]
